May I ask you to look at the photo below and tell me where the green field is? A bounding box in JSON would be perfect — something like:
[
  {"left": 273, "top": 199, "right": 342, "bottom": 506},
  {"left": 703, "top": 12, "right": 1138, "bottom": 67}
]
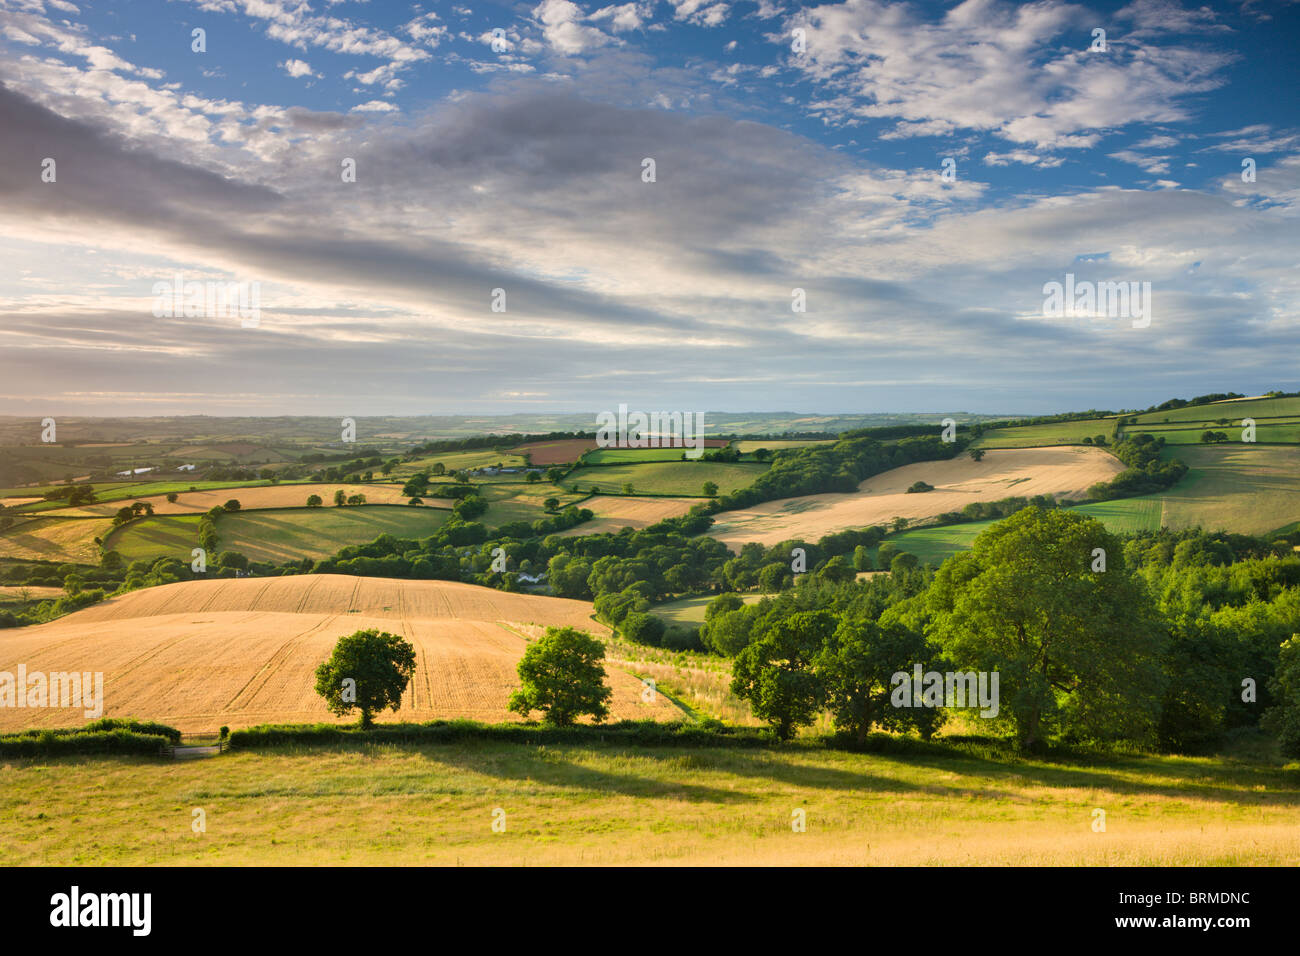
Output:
[
  {"left": 1070, "top": 497, "right": 1165, "bottom": 533},
  {"left": 583, "top": 447, "right": 704, "bottom": 464},
  {"left": 1137, "top": 421, "right": 1300, "bottom": 445},
  {"left": 878, "top": 522, "right": 993, "bottom": 565},
  {"left": 1131, "top": 395, "right": 1300, "bottom": 425},
  {"left": 1147, "top": 444, "right": 1300, "bottom": 535},
  {"left": 649, "top": 592, "right": 765, "bottom": 626},
  {"left": 109, "top": 514, "right": 203, "bottom": 562},
  {"left": 394, "top": 450, "right": 527, "bottom": 476},
  {"left": 565, "top": 461, "right": 768, "bottom": 497},
  {"left": 974, "top": 418, "right": 1118, "bottom": 449},
  {"left": 216, "top": 506, "right": 453, "bottom": 563},
  {"left": 882, "top": 499, "right": 1163, "bottom": 566},
  {"left": 1, "top": 735, "right": 1296, "bottom": 865}
]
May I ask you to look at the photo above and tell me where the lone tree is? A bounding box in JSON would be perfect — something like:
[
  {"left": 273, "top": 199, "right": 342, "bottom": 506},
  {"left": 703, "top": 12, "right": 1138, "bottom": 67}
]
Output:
[
  {"left": 702, "top": 480, "right": 719, "bottom": 497},
  {"left": 969, "top": 448, "right": 985, "bottom": 462},
  {"left": 508, "top": 627, "right": 612, "bottom": 725},
  {"left": 306, "top": 494, "right": 323, "bottom": 507},
  {"left": 314, "top": 629, "right": 416, "bottom": 728}
]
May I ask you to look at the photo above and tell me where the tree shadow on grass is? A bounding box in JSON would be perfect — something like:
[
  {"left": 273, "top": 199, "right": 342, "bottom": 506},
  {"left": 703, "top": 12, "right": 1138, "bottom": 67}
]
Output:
[
  {"left": 412, "top": 741, "right": 748, "bottom": 804},
  {"left": 419, "top": 740, "right": 938, "bottom": 804},
  {"left": 879, "top": 745, "right": 1300, "bottom": 808}
]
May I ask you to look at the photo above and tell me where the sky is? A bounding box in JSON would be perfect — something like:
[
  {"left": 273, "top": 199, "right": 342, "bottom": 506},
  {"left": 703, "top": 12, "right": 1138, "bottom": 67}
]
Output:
[{"left": 0, "top": 0, "right": 1297, "bottom": 418}]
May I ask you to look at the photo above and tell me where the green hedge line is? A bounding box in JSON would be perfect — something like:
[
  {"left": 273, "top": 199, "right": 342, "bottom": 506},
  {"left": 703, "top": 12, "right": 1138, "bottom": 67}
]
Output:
[
  {"left": 1, "top": 718, "right": 181, "bottom": 743},
  {"left": 0, "top": 728, "right": 174, "bottom": 757}
]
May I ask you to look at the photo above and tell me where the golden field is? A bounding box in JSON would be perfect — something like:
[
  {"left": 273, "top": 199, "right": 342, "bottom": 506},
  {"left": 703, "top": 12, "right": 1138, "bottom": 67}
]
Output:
[{"left": 0, "top": 575, "right": 680, "bottom": 732}]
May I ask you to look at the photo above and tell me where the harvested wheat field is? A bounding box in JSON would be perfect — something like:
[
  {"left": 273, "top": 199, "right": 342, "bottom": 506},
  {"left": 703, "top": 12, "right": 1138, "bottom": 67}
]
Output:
[
  {"left": 556, "top": 495, "right": 697, "bottom": 536},
  {"left": 0, "top": 516, "right": 110, "bottom": 563},
  {"left": 42, "top": 482, "right": 413, "bottom": 517},
  {"left": 0, "top": 575, "right": 681, "bottom": 733},
  {"left": 708, "top": 446, "right": 1125, "bottom": 549},
  {"left": 0, "top": 586, "right": 64, "bottom": 599}
]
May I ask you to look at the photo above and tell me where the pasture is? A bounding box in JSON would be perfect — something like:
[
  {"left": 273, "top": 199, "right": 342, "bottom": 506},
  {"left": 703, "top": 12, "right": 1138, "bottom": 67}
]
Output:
[
  {"left": 109, "top": 515, "right": 202, "bottom": 562},
  {"left": 2, "top": 735, "right": 1296, "bottom": 865}
]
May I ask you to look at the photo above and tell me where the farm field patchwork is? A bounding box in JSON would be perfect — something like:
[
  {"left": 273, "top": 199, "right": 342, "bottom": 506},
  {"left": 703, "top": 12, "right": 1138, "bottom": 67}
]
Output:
[
  {"left": 216, "top": 506, "right": 454, "bottom": 563},
  {"left": 1130, "top": 395, "right": 1300, "bottom": 425},
  {"left": 2, "top": 738, "right": 1296, "bottom": 865},
  {"left": 707, "top": 447, "right": 1124, "bottom": 550},
  {"left": 13, "top": 480, "right": 291, "bottom": 514},
  {"left": 0, "top": 576, "right": 677, "bottom": 733},
  {"left": 565, "top": 461, "right": 768, "bottom": 497},
  {"left": 41, "top": 482, "right": 411, "bottom": 517}
]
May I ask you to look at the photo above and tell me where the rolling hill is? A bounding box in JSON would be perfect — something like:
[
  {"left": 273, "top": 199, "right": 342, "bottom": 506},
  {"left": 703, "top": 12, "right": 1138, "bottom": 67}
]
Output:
[{"left": 0, "top": 576, "right": 680, "bottom": 732}]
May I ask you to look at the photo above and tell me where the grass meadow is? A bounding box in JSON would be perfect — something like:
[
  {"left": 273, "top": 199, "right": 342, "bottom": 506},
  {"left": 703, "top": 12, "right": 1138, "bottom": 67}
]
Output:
[{"left": 2, "top": 734, "right": 1296, "bottom": 865}]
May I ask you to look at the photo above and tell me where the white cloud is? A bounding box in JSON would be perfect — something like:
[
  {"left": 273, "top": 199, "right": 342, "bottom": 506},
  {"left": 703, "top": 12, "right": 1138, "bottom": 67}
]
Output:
[
  {"left": 783, "top": 0, "right": 1234, "bottom": 148},
  {"left": 279, "top": 58, "right": 319, "bottom": 79},
  {"left": 532, "top": 0, "right": 616, "bottom": 55}
]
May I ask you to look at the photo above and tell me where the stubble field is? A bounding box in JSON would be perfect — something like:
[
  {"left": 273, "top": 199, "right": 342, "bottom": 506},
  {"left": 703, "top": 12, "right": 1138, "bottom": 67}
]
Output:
[{"left": 0, "top": 576, "right": 680, "bottom": 733}]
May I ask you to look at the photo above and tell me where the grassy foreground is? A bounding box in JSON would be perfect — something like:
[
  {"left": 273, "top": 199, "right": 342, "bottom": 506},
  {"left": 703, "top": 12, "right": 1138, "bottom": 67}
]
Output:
[{"left": 2, "top": 735, "right": 1297, "bottom": 865}]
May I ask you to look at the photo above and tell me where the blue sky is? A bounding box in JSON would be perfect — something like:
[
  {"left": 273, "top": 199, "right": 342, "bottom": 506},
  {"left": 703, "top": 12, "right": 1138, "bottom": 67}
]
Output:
[{"left": 0, "top": 0, "right": 1297, "bottom": 416}]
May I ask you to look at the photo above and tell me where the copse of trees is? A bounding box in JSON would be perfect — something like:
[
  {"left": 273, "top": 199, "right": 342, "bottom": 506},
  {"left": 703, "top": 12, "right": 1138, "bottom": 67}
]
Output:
[
  {"left": 1086, "top": 433, "right": 1187, "bottom": 500},
  {"left": 889, "top": 507, "right": 1167, "bottom": 750},
  {"left": 688, "top": 513, "right": 1300, "bottom": 753}
]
